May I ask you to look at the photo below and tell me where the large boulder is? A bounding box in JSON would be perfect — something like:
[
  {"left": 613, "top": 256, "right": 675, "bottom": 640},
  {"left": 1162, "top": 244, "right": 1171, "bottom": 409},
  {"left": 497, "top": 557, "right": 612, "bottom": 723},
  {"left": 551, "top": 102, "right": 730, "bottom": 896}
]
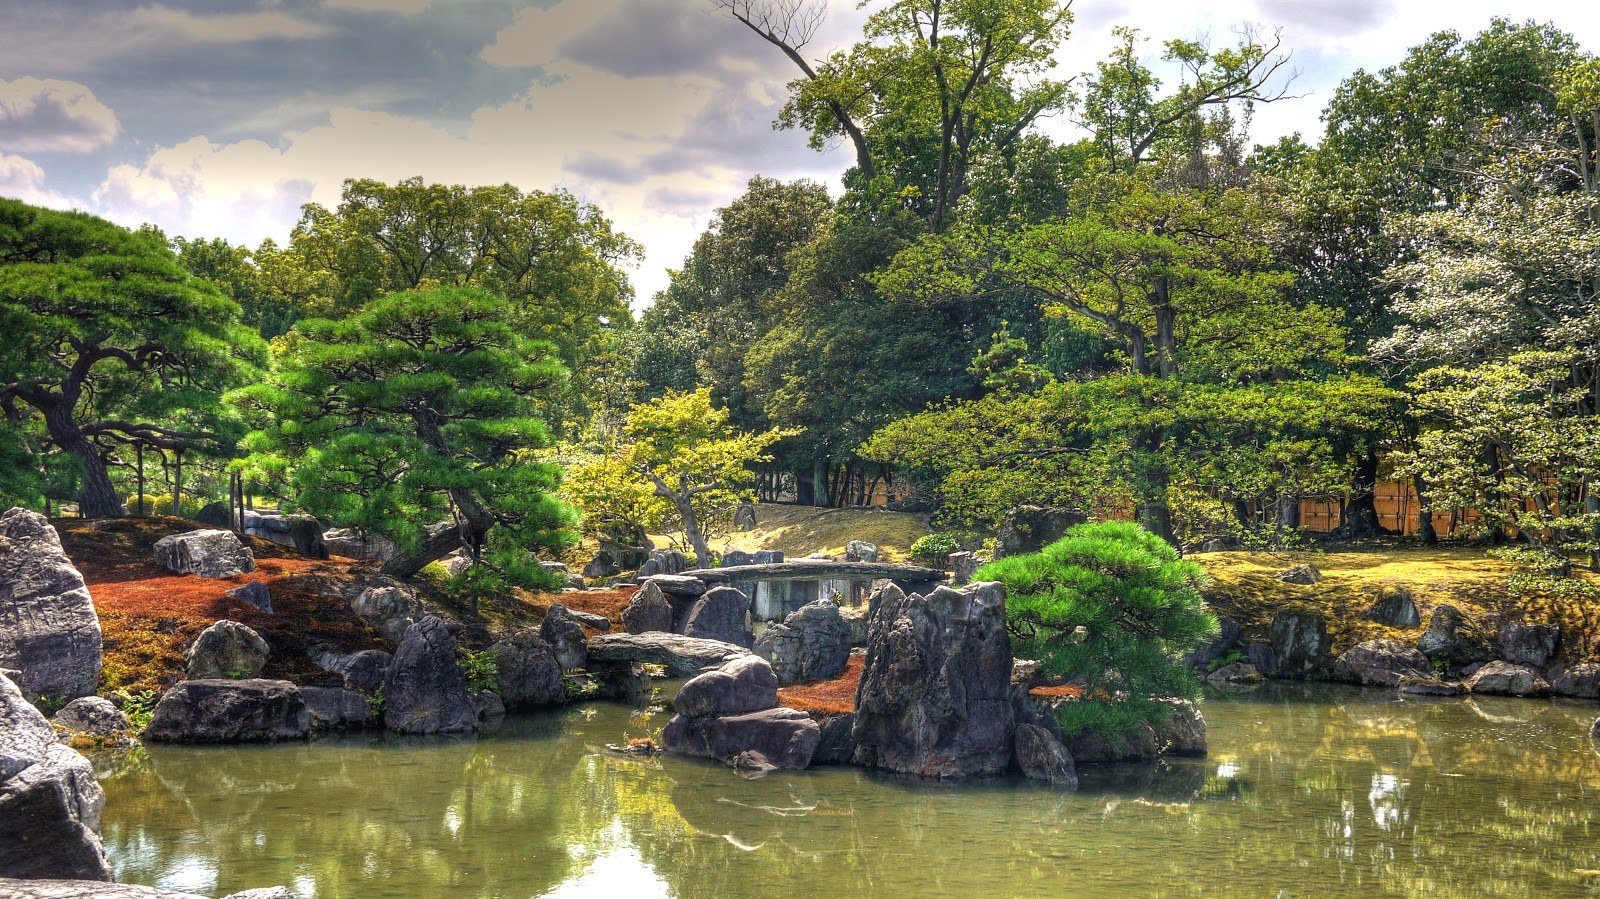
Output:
[
  {"left": 1552, "top": 663, "right": 1600, "bottom": 699},
  {"left": 50, "top": 698, "right": 133, "bottom": 745},
  {"left": 318, "top": 649, "right": 390, "bottom": 693},
  {"left": 282, "top": 514, "right": 326, "bottom": 559},
  {"left": 1013, "top": 723, "right": 1077, "bottom": 787},
  {"left": 184, "top": 620, "right": 270, "bottom": 680},
  {"left": 851, "top": 582, "right": 1014, "bottom": 778},
  {"left": 1497, "top": 622, "right": 1560, "bottom": 669},
  {"left": 586, "top": 632, "right": 753, "bottom": 678},
  {"left": 1465, "top": 660, "right": 1550, "bottom": 697},
  {"left": 540, "top": 604, "right": 589, "bottom": 671},
  {"left": 661, "top": 707, "right": 820, "bottom": 770},
  {"left": 996, "top": 505, "right": 1085, "bottom": 559},
  {"left": 1269, "top": 607, "right": 1329, "bottom": 678},
  {"left": 1416, "top": 603, "right": 1495, "bottom": 668},
  {"left": 812, "top": 713, "right": 857, "bottom": 766},
  {"left": 673, "top": 656, "right": 779, "bottom": 718},
  {"left": 299, "top": 686, "right": 372, "bottom": 731},
  {"left": 753, "top": 600, "right": 852, "bottom": 685},
  {"left": 1366, "top": 587, "right": 1420, "bottom": 627},
  {"left": 1152, "top": 699, "right": 1208, "bottom": 756},
  {"left": 382, "top": 616, "right": 477, "bottom": 735},
  {"left": 352, "top": 584, "right": 424, "bottom": 644},
  {"left": 1338, "top": 639, "right": 1432, "bottom": 687},
  {"left": 322, "top": 528, "right": 398, "bottom": 563},
  {"left": 145, "top": 680, "right": 309, "bottom": 743},
  {"left": 489, "top": 628, "right": 564, "bottom": 709},
  {"left": 153, "top": 529, "right": 255, "bottom": 579},
  {"left": 639, "top": 574, "right": 707, "bottom": 597},
  {"left": 0, "top": 508, "right": 102, "bottom": 703},
  {"left": 622, "top": 582, "right": 675, "bottom": 635},
  {"left": 682, "top": 586, "right": 753, "bottom": 648},
  {"left": 0, "top": 672, "right": 110, "bottom": 880}
]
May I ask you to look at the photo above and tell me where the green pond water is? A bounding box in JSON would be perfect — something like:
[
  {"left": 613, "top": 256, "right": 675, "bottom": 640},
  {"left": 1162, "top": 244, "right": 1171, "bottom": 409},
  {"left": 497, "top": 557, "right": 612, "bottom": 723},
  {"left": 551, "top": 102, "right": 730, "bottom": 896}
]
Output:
[{"left": 97, "top": 683, "right": 1600, "bottom": 898}]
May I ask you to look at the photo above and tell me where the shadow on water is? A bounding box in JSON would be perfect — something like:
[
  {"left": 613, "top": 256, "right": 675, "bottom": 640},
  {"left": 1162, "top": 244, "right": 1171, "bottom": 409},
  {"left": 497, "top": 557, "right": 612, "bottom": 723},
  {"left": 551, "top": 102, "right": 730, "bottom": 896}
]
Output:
[{"left": 97, "top": 683, "right": 1600, "bottom": 898}]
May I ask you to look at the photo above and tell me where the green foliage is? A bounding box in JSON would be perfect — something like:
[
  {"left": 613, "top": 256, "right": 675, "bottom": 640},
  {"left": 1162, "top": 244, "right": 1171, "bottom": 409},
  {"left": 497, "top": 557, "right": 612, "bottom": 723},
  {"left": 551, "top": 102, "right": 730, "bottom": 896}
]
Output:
[
  {"left": 459, "top": 649, "right": 500, "bottom": 694},
  {"left": 111, "top": 688, "right": 158, "bottom": 732},
  {"left": 366, "top": 686, "right": 386, "bottom": 718},
  {"left": 1206, "top": 649, "right": 1246, "bottom": 674},
  {"left": 977, "top": 521, "right": 1217, "bottom": 738},
  {"left": 909, "top": 533, "right": 961, "bottom": 567}
]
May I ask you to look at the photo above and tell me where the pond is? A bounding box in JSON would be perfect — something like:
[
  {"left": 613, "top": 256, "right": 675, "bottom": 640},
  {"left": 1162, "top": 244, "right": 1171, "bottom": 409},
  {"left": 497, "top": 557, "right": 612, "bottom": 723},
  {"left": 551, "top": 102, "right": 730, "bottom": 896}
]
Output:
[{"left": 97, "top": 684, "right": 1600, "bottom": 898}]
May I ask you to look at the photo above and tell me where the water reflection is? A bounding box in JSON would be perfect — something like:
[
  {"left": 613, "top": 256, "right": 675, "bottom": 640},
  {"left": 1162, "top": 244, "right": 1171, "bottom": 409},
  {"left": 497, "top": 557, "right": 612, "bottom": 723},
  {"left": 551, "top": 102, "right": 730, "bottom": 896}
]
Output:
[{"left": 97, "top": 684, "right": 1600, "bottom": 898}]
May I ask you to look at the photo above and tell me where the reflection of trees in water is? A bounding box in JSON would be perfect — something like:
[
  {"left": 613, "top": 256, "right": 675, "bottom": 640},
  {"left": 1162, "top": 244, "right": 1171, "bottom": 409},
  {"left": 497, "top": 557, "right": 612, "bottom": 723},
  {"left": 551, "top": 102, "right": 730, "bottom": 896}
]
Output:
[{"left": 98, "top": 690, "right": 1600, "bottom": 898}]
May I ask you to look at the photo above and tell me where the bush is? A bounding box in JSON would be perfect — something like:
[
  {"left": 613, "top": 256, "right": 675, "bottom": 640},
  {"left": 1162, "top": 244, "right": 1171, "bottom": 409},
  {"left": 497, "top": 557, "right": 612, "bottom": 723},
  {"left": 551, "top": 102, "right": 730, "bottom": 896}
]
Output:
[
  {"left": 459, "top": 649, "right": 500, "bottom": 694},
  {"left": 126, "top": 493, "right": 210, "bottom": 518},
  {"left": 976, "top": 520, "right": 1217, "bottom": 739},
  {"left": 910, "top": 533, "right": 961, "bottom": 567}
]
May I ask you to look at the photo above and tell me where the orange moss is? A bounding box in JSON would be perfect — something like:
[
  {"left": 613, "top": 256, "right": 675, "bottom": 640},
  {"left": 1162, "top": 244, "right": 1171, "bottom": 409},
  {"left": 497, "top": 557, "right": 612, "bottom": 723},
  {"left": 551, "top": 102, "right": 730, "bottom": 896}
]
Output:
[
  {"left": 521, "top": 586, "right": 637, "bottom": 628},
  {"left": 1028, "top": 684, "right": 1086, "bottom": 700},
  {"left": 778, "top": 653, "right": 864, "bottom": 717}
]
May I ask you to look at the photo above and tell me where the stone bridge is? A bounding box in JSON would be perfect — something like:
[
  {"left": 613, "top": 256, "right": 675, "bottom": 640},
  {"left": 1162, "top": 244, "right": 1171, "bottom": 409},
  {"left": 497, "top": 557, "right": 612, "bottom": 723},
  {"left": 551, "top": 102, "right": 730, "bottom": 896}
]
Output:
[{"left": 677, "top": 559, "right": 946, "bottom": 619}]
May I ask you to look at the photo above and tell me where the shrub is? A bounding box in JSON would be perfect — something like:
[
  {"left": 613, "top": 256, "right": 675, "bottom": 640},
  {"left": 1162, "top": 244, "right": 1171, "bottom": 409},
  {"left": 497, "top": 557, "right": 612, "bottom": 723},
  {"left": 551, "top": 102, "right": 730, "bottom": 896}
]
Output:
[
  {"left": 976, "top": 520, "right": 1218, "bottom": 739},
  {"left": 459, "top": 649, "right": 500, "bottom": 694},
  {"left": 111, "top": 688, "right": 159, "bottom": 732},
  {"left": 910, "top": 533, "right": 961, "bottom": 567}
]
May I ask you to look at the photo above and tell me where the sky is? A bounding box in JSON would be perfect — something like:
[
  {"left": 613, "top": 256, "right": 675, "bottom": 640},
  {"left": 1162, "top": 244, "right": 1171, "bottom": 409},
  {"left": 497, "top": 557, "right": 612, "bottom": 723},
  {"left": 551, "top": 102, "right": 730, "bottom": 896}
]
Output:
[{"left": 3, "top": 0, "right": 1600, "bottom": 308}]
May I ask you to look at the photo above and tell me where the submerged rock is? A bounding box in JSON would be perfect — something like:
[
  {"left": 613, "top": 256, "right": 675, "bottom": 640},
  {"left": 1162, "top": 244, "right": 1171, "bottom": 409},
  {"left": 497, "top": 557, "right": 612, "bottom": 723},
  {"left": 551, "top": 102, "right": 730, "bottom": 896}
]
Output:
[
  {"left": 851, "top": 582, "right": 1014, "bottom": 778},
  {"left": 153, "top": 529, "right": 255, "bottom": 579},
  {"left": 145, "top": 680, "right": 309, "bottom": 743},
  {"left": 753, "top": 599, "right": 851, "bottom": 685},
  {"left": 0, "top": 671, "right": 110, "bottom": 881},
  {"left": 0, "top": 508, "right": 102, "bottom": 703},
  {"left": 383, "top": 616, "right": 477, "bottom": 735},
  {"left": 1397, "top": 677, "right": 1465, "bottom": 697}
]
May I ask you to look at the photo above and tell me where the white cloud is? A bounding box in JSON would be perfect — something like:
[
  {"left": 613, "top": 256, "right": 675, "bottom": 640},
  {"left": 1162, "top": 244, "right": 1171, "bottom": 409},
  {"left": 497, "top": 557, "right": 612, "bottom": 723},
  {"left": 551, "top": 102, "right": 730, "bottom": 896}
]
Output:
[
  {"left": 118, "top": 7, "right": 337, "bottom": 44},
  {"left": 0, "top": 77, "right": 119, "bottom": 153},
  {"left": 0, "top": 153, "right": 75, "bottom": 208},
  {"left": 323, "top": 0, "right": 433, "bottom": 14}
]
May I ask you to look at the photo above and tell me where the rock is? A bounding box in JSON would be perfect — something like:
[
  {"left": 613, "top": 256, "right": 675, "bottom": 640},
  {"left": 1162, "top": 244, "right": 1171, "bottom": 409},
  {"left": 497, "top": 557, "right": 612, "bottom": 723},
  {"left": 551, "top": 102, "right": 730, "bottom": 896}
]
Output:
[
  {"left": 1339, "top": 639, "right": 1432, "bottom": 687},
  {"left": 444, "top": 552, "right": 472, "bottom": 577},
  {"left": 322, "top": 528, "right": 398, "bottom": 562},
  {"left": 587, "top": 632, "right": 753, "bottom": 678},
  {"left": 473, "top": 690, "right": 505, "bottom": 722},
  {"left": 540, "top": 604, "right": 589, "bottom": 670},
  {"left": 1010, "top": 684, "right": 1064, "bottom": 743},
  {"left": 1416, "top": 603, "right": 1495, "bottom": 669},
  {"left": 1592, "top": 716, "right": 1600, "bottom": 742},
  {"left": 184, "top": 620, "right": 270, "bottom": 680},
  {"left": 649, "top": 549, "right": 690, "bottom": 575},
  {"left": 1153, "top": 699, "right": 1207, "bottom": 756},
  {"left": 995, "top": 505, "right": 1085, "bottom": 559},
  {"left": 640, "top": 574, "right": 708, "bottom": 596},
  {"left": 852, "top": 582, "right": 1014, "bottom": 778},
  {"left": 1276, "top": 563, "right": 1323, "bottom": 585},
  {"left": 382, "top": 617, "right": 477, "bottom": 735},
  {"left": 145, "top": 679, "right": 309, "bottom": 743},
  {"left": 732, "top": 502, "right": 757, "bottom": 531},
  {"left": 673, "top": 656, "right": 779, "bottom": 718},
  {"left": 1065, "top": 722, "right": 1159, "bottom": 764},
  {"left": 1397, "top": 676, "right": 1465, "bottom": 697},
  {"left": 753, "top": 600, "right": 852, "bottom": 685},
  {"left": 1013, "top": 723, "right": 1077, "bottom": 787},
  {"left": 1366, "top": 587, "right": 1420, "bottom": 627},
  {"left": 0, "top": 672, "right": 110, "bottom": 880},
  {"left": 846, "top": 540, "right": 878, "bottom": 563},
  {"left": 622, "top": 582, "right": 675, "bottom": 635},
  {"left": 683, "top": 586, "right": 753, "bottom": 648},
  {"left": 568, "top": 609, "right": 612, "bottom": 632},
  {"left": 0, "top": 509, "right": 102, "bottom": 703},
  {"left": 352, "top": 584, "right": 424, "bottom": 644},
  {"left": 1465, "top": 660, "right": 1550, "bottom": 697},
  {"left": 812, "top": 713, "right": 856, "bottom": 766},
  {"left": 1552, "top": 664, "right": 1600, "bottom": 699},
  {"left": 839, "top": 606, "right": 869, "bottom": 646},
  {"left": 336, "top": 649, "right": 391, "bottom": 693},
  {"left": 1206, "top": 661, "right": 1264, "bottom": 684},
  {"left": 1269, "top": 609, "right": 1328, "bottom": 677},
  {"left": 194, "top": 501, "right": 232, "bottom": 528},
  {"left": 1245, "top": 642, "right": 1278, "bottom": 677},
  {"left": 299, "top": 686, "right": 372, "bottom": 731},
  {"left": 661, "top": 707, "right": 821, "bottom": 770},
  {"left": 153, "top": 529, "right": 255, "bottom": 579},
  {"left": 590, "top": 660, "right": 651, "bottom": 701},
  {"left": 1497, "top": 622, "right": 1560, "bottom": 669},
  {"left": 948, "top": 551, "right": 982, "bottom": 586},
  {"left": 582, "top": 549, "right": 621, "bottom": 579},
  {"left": 489, "top": 629, "right": 564, "bottom": 709},
  {"left": 49, "top": 698, "right": 131, "bottom": 743},
  {"left": 225, "top": 581, "right": 272, "bottom": 614},
  {"left": 1186, "top": 616, "right": 1241, "bottom": 669},
  {"left": 283, "top": 514, "right": 326, "bottom": 559}
]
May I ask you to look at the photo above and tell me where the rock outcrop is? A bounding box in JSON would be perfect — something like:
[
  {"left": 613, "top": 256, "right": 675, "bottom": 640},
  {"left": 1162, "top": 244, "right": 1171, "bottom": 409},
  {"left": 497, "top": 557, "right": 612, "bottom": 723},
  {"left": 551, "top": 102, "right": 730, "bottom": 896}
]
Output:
[
  {"left": 682, "top": 586, "right": 753, "bottom": 648},
  {"left": 622, "top": 582, "right": 675, "bottom": 634},
  {"left": 1338, "top": 639, "right": 1432, "bottom": 687},
  {"left": 586, "top": 632, "right": 752, "bottom": 678},
  {"left": 489, "top": 628, "right": 564, "bottom": 709},
  {"left": 753, "top": 599, "right": 852, "bottom": 685},
  {"left": 153, "top": 529, "right": 255, "bottom": 579},
  {"left": 0, "top": 672, "right": 109, "bottom": 880},
  {"left": 851, "top": 582, "right": 1014, "bottom": 778},
  {"left": 1497, "top": 622, "right": 1559, "bottom": 669},
  {"left": 540, "top": 604, "right": 589, "bottom": 671},
  {"left": 1416, "top": 604, "right": 1494, "bottom": 668},
  {"left": 144, "top": 680, "right": 309, "bottom": 743},
  {"left": 0, "top": 508, "right": 101, "bottom": 703},
  {"left": 1269, "top": 607, "right": 1329, "bottom": 677},
  {"left": 383, "top": 616, "right": 477, "bottom": 735},
  {"left": 351, "top": 584, "right": 424, "bottom": 644},
  {"left": 184, "top": 620, "right": 270, "bottom": 680}
]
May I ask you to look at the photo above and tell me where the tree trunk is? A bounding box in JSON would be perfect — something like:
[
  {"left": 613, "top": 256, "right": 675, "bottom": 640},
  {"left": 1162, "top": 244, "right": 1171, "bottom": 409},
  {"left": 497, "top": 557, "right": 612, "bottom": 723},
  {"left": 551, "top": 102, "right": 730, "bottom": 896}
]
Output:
[
  {"left": 380, "top": 520, "right": 463, "bottom": 578},
  {"left": 1413, "top": 474, "right": 1438, "bottom": 546},
  {"left": 811, "top": 457, "right": 830, "bottom": 508},
  {"left": 1134, "top": 427, "right": 1176, "bottom": 546},
  {"left": 674, "top": 493, "right": 711, "bottom": 566},
  {"left": 136, "top": 443, "right": 146, "bottom": 517},
  {"left": 40, "top": 402, "right": 124, "bottom": 518},
  {"left": 172, "top": 449, "right": 183, "bottom": 516},
  {"left": 1340, "top": 450, "right": 1392, "bottom": 537}
]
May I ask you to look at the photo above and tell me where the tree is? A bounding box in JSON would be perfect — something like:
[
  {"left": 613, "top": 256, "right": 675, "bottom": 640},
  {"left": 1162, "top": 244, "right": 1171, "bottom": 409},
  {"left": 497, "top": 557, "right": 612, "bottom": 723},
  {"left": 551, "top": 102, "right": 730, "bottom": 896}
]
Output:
[
  {"left": 976, "top": 521, "right": 1217, "bottom": 739},
  {"left": 0, "top": 200, "right": 266, "bottom": 518},
  {"left": 232, "top": 286, "right": 575, "bottom": 582},
  {"left": 580, "top": 388, "right": 794, "bottom": 563}
]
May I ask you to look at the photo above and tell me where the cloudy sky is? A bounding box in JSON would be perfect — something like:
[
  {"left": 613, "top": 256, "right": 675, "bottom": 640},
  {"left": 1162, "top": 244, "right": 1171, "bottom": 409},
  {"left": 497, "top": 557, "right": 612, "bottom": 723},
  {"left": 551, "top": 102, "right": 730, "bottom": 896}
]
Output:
[{"left": 4, "top": 0, "right": 1600, "bottom": 307}]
